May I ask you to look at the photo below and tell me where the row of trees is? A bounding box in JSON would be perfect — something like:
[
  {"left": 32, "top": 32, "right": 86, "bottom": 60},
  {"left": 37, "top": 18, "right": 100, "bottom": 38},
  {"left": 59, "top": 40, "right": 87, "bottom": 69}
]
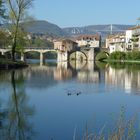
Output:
[{"left": 0, "top": 0, "right": 34, "bottom": 61}]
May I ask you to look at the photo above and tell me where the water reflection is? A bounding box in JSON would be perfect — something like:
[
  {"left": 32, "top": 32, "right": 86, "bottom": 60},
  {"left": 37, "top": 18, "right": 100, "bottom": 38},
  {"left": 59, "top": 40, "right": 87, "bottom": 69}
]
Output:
[
  {"left": 0, "top": 70, "right": 35, "bottom": 140},
  {"left": 1, "top": 61, "right": 140, "bottom": 139},
  {"left": 1, "top": 61, "right": 140, "bottom": 95},
  {"left": 55, "top": 61, "right": 100, "bottom": 83},
  {"left": 105, "top": 63, "right": 140, "bottom": 94}
]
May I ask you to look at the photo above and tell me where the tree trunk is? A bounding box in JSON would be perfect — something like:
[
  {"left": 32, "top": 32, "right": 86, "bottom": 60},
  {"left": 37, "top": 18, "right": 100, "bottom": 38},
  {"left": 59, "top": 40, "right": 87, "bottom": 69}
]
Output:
[
  {"left": 12, "top": 19, "right": 19, "bottom": 62},
  {"left": 12, "top": 42, "right": 16, "bottom": 61}
]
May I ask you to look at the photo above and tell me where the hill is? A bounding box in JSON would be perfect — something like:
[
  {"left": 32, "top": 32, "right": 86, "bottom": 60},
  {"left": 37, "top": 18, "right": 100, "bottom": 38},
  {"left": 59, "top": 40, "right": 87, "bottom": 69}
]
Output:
[{"left": 22, "top": 20, "right": 67, "bottom": 37}]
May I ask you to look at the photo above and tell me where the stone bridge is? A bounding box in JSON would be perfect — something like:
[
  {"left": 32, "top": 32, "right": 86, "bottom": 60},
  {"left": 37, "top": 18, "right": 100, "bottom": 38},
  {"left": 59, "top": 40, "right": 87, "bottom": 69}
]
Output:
[
  {"left": 0, "top": 47, "right": 57, "bottom": 65},
  {"left": 0, "top": 39, "right": 99, "bottom": 65},
  {"left": 0, "top": 47, "right": 98, "bottom": 65}
]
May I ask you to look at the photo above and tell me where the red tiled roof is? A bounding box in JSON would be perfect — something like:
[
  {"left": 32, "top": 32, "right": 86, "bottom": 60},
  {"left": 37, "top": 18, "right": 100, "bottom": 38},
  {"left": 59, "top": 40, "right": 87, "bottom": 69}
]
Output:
[
  {"left": 54, "top": 38, "right": 77, "bottom": 44},
  {"left": 76, "top": 34, "right": 100, "bottom": 41},
  {"left": 127, "top": 26, "right": 140, "bottom": 30},
  {"left": 106, "top": 33, "right": 125, "bottom": 39}
]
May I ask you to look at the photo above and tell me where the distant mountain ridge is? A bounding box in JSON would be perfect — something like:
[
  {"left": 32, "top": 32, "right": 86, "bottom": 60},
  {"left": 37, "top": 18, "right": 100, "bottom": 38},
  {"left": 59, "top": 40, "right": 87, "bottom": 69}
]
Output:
[
  {"left": 63, "top": 24, "right": 134, "bottom": 39},
  {"left": 2, "top": 20, "right": 133, "bottom": 39}
]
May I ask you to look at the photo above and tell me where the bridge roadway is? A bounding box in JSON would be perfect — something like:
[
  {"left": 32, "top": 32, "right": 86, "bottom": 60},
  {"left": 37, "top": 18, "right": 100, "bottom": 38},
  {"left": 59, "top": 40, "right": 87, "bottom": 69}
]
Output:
[{"left": 0, "top": 47, "right": 56, "bottom": 54}]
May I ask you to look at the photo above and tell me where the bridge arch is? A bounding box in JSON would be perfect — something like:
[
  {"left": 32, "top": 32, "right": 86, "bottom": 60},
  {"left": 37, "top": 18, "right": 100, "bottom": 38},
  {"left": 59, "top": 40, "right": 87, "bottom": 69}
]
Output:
[
  {"left": 0, "top": 49, "right": 11, "bottom": 56},
  {"left": 24, "top": 51, "right": 40, "bottom": 59},
  {"left": 43, "top": 51, "right": 57, "bottom": 60},
  {"left": 95, "top": 51, "right": 110, "bottom": 61},
  {"left": 69, "top": 51, "right": 88, "bottom": 61}
]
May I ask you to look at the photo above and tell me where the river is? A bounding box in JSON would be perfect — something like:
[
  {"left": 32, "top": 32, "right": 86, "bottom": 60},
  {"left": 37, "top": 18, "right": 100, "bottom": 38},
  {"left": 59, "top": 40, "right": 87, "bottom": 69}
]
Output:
[{"left": 0, "top": 60, "right": 140, "bottom": 140}]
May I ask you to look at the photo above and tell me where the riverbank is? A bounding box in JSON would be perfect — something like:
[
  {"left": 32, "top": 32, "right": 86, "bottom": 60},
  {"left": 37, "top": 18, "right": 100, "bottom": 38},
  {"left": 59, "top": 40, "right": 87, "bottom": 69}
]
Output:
[
  {"left": 104, "top": 59, "right": 140, "bottom": 63},
  {"left": 0, "top": 59, "right": 28, "bottom": 70}
]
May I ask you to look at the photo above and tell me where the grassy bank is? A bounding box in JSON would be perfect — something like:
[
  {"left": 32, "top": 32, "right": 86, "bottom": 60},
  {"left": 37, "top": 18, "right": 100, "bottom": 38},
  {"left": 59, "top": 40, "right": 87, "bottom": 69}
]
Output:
[{"left": 0, "top": 58, "right": 28, "bottom": 69}]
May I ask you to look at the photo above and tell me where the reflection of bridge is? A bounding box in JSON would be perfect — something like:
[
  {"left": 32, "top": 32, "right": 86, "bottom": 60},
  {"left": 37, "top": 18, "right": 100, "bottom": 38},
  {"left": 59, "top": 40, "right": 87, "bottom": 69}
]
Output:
[{"left": 24, "top": 61, "right": 100, "bottom": 83}]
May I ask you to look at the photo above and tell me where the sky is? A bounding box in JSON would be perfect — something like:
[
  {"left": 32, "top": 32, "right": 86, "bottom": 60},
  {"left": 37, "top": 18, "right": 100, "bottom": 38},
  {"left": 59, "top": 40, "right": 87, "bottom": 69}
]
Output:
[{"left": 29, "top": 0, "right": 140, "bottom": 28}]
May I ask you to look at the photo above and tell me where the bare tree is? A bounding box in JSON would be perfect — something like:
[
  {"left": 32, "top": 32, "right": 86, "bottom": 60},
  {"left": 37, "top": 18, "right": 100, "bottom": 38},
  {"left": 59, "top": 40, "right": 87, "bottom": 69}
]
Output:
[{"left": 7, "top": 0, "right": 33, "bottom": 61}]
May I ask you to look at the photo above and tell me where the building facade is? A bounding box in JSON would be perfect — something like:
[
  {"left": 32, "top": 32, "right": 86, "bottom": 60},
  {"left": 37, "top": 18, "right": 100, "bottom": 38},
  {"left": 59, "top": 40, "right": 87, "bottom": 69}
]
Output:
[
  {"left": 126, "top": 26, "right": 140, "bottom": 51},
  {"left": 53, "top": 39, "right": 78, "bottom": 61},
  {"left": 54, "top": 39, "right": 78, "bottom": 52},
  {"left": 75, "top": 34, "right": 101, "bottom": 48},
  {"left": 106, "top": 33, "right": 126, "bottom": 53}
]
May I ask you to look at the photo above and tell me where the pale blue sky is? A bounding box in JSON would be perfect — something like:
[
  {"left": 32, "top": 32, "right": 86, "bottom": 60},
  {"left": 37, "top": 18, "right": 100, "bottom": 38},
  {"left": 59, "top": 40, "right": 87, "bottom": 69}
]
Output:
[{"left": 30, "top": 0, "right": 140, "bottom": 27}]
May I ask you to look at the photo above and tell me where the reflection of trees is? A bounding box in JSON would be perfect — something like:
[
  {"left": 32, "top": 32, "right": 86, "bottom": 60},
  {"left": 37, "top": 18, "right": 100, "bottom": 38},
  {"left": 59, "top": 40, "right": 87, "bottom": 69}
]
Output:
[{"left": 0, "top": 70, "right": 35, "bottom": 140}]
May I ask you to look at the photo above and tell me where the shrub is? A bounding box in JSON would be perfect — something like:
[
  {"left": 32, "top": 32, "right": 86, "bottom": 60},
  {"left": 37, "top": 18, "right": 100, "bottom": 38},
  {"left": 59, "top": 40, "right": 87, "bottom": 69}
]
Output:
[
  {"left": 125, "top": 52, "right": 132, "bottom": 60},
  {"left": 109, "top": 51, "right": 126, "bottom": 60},
  {"left": 131, "top": 51, "right": 140, "bottom": 60}
]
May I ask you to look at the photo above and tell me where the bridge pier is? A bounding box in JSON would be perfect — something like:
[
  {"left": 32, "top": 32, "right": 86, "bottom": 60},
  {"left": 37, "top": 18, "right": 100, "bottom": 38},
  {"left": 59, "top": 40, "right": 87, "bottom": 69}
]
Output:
[
  {"left": 21, "top": 53, "right": 25, "bottom": 61},
  {"left": 40, "top": 52, "right": 45, "bottom": 66},
  {"left": 1, "top": 51, "right": 5, "bottom": 55},
  {"left": 57, "top": 51, "right": 68, "bottom": 62},
  {"left": 88, "top": 48, "right": 94, "bottom": 61}
]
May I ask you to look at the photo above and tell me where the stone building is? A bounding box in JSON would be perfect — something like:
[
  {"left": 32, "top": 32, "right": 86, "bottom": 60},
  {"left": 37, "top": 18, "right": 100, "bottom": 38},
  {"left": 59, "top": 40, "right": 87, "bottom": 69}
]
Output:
[
  {"left": 75, "top": 34, "right": 101, "bottom": 48},
  {"left": 54, "top": 39, "right": 77, "bottom": 52},
  {"left": 54, "top": 39, "right": 78, "bottom": 61}
]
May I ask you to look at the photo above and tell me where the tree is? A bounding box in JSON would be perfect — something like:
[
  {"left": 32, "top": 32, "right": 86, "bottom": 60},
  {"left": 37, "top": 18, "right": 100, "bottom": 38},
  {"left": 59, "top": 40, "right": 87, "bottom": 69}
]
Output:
[
  {"left": 6, "top": 0, "right": 33, "bottom": 61},
  {"left": 0, "top": 29, "right": 11, "bottom": 47}
]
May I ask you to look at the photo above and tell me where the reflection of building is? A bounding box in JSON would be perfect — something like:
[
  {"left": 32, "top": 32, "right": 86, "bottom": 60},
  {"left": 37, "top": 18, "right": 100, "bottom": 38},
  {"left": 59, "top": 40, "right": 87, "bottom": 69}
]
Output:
[
  {"left": 105, "top": 66, "right": 140, "bottom": 94},
  {"left": 106, "top": 33, "right": 125, "bottom": 53},
  {"left": 76, "top": 61, "right": 100, "bottom": 83},
  {"left": 54, "top": 68, "right": 73, "bottom": 81},
  {"left": 75, "top": 34, "right": 101, "bottom": 48},
  {"left": 77, "top": 71, "right": 99, "bottom": 83},
  {"left": 54, "top": 62, "right": 73, "bottom": 81},
  {"left": 105, "top": 67, "right": 125, "bottom": 86}
]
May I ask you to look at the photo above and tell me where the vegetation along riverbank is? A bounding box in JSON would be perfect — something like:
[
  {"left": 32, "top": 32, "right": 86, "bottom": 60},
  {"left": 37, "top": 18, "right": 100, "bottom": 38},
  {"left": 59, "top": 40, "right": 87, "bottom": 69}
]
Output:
[
  {"left": 0, "top": 58, "right": 28, "bottom": 69},
  {"left": 96, "top": 51, "right": 140, "bottom": 64}
]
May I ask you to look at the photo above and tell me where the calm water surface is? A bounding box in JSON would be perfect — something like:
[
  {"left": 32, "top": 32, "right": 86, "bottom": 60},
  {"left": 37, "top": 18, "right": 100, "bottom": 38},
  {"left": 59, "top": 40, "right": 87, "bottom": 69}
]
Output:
[{"left": 1, "top": 60, "right": 140, "bottom": 140}]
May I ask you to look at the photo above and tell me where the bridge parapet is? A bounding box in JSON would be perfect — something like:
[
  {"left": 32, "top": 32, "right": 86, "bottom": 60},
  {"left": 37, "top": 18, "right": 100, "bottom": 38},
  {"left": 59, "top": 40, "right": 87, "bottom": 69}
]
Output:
[{"left": 24, "top": 48, "right": 56, "bottom": 53}]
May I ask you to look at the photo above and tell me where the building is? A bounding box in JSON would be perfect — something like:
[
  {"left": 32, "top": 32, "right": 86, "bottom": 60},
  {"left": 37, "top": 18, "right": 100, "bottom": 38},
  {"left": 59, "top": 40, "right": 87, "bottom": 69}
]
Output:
[
  {"left": 54, "top": 39, "right": 78, "bottom": 52},
  {"left": 126, "top": 26, "right": 140, "bottom": 51},
  {"left": 53, "top": 39, "right": 78, "bottom": 61},
  {"left": 106, "top": 33, "right": 126, "bottom": 53},
  {"left": 75, "top": 34, "right": 101, "bottom": 48}
]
